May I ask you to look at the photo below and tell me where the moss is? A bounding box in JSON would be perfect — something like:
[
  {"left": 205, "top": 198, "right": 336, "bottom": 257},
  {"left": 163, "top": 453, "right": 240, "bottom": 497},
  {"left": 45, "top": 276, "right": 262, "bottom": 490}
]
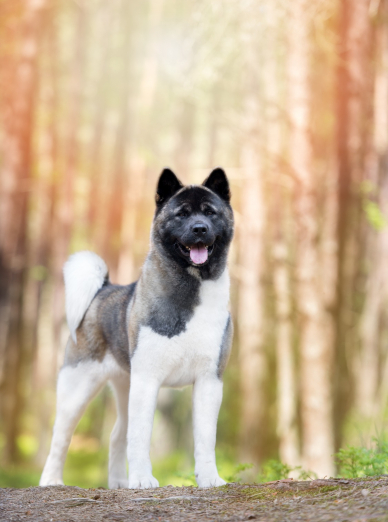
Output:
[{"left": 314, "top": 485, "right": 339, "bottom": 494}]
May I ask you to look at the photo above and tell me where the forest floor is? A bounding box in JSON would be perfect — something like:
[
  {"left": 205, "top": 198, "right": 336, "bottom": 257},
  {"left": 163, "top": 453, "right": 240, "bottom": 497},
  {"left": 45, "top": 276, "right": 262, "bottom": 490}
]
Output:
[{"left": 1, "top": 476, "right": 388, "bottom": 521}]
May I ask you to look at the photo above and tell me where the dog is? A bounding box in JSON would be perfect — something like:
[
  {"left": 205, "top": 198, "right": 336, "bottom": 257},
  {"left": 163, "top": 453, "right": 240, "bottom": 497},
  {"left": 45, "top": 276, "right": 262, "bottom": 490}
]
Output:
[{"left": 40, "top": 167, "right": 234, "bottom": 489}]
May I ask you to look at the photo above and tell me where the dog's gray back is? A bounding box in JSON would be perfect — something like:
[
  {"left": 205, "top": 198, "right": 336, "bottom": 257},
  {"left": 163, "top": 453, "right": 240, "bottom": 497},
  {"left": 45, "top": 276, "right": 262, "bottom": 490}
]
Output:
[{"left": 64, "top": 282, "right": 136, "bottom": 370}]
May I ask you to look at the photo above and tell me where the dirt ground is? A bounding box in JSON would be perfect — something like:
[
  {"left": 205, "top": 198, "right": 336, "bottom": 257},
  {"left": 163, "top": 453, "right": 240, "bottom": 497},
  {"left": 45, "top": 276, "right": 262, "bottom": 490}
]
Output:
[{"left": 1, "top": 476, "right": 388, "bottom": 521}]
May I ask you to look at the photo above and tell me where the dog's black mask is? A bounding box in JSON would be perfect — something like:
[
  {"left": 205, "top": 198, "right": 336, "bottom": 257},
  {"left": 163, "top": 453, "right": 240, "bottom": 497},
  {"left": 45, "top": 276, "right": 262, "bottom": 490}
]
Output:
[{"left": 153, "top": 168, "right": 234, "bottom": 279}]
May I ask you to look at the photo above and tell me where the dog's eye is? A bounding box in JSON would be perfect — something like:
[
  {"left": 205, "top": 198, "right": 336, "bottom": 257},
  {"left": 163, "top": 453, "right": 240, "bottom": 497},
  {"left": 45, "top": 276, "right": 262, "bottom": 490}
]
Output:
[
  {"left": 205, "top": 209, "right": 215, "bottom": 216},
  {"left": 176, "top": 211, "right": 188, "bottom": 218}
]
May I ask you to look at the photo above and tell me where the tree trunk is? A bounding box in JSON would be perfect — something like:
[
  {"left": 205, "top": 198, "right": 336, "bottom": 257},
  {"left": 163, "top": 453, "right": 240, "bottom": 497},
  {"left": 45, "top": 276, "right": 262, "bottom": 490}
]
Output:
[
  {"left": 288, "top": 0, "right": 334, "bottom": 477},
  {"left": 375, "top": 2, "right": 388, "bottom": 420},
  {"left": 117, "top": 0, "right": 164, "bottom": 284},
  {"left": 174, "top": 98, "right": 196, "bottom": 179},
  {"left": 335, "top": 0, "right": 371, "bottom": 448},
  {"left": 238, "top": 133, "right": 266, "bottom": 463},
  {"left": 0, "top": 0, "right": 47, "bottom": 463},
  {"left": 273, "top": 217, "right": 299, "bottom": 467},
  {"left": 207, "top": 78, "right": 221, "bottom": 168},
  {"left": 238, "top": 11, "right": 267, "bottom": 461},
  {"left": 262, "top": 0, "right": 300, "bottom": 467},
  {"left": 87, "top": 0, "right": 115, "bottom": 247},
  {"left": 101, "top": 0, "right": 135, "bottom": 280},
  {"left": 31, "top": 2, "right": 61, "bottom": 465},
  {"left": 51, "top": 1, "right": 87, "bottom": 347},
  {"left": 358, "top": 1, "right": 388, "bottom": 420}
]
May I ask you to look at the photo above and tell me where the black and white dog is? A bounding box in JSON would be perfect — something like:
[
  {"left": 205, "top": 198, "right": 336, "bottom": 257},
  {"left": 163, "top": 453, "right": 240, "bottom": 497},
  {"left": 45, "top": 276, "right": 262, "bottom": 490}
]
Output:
[{"left": 40, "top": 168, "right": 234, "bottom": 489}]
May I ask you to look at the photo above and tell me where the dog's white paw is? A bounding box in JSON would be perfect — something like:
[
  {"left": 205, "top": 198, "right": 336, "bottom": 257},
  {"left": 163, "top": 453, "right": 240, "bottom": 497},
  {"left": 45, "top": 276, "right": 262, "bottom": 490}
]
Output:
[
  {"left": 128, "top": 473, "right": 159, "bottom": 489},
  {"left": 39, "top": 476, "right": 64, "bottom": 487},
  {"left": 196, "top": 475, "right": 227, "bottom": 488},
  {"left": 109, "top": 477, "right": 128, "bottom": 489}
]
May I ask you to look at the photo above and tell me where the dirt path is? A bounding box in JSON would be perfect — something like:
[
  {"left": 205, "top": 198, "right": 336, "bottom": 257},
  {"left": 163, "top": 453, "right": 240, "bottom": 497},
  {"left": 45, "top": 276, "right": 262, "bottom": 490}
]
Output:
[{"left": 1, "top": 477, "right": 388, "bottom": 521}]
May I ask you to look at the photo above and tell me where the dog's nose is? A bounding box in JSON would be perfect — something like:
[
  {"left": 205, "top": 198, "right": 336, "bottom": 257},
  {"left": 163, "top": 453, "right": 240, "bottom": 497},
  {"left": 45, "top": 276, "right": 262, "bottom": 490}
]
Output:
[{"left": 192, "top": 223, "right": 208, "bottom": 236}]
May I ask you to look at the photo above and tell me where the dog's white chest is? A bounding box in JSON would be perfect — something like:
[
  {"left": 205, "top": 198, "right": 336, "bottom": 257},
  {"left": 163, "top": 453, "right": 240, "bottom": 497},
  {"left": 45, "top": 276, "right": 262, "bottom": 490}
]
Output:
[{"left": 132, "top": 270, "right": 230, "bottom": 386}]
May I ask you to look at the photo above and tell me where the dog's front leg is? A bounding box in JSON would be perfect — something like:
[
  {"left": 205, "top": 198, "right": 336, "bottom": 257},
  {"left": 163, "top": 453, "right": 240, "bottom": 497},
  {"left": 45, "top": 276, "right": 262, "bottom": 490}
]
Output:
[
  {"left": 193, "top": 376, "right": 226, "bottom": 487},
  {"left": 127, "top": 372, "right": 159, "bottom": 489}
]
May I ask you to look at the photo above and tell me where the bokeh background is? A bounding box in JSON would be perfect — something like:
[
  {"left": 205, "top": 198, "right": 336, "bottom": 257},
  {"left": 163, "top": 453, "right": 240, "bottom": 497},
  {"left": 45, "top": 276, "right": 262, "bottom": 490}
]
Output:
[{"left": 1, "top": 0, "right": 388, "bottom": 487}]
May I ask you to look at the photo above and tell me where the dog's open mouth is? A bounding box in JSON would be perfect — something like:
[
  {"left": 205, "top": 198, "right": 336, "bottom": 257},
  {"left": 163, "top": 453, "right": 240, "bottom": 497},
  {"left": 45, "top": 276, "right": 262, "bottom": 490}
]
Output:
[{"left": 175, "top": 241, "right": 215, "bottom": 265}]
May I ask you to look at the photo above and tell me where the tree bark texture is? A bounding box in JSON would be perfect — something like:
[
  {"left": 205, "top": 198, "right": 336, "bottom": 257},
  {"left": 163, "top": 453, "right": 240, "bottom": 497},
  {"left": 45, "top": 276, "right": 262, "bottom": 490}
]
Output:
[
  {"left": 288, "top": 0, "right": 335, "bottom": 477},
  {"left": 0, "top": 0, "right": 47, "bottom": 463},
  {"left": 335, "top": 0, "right": 372, "bottom": 447}
]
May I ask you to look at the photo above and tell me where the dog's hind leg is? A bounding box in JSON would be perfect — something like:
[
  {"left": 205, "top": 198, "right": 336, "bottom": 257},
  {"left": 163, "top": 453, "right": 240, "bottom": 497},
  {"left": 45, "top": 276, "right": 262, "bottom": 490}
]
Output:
[
  {"left": 108, "top": 373, "right": 129, "bottom": 489},
  {"left": 40, "top": 360, "right": 107, "bottom": 486}
]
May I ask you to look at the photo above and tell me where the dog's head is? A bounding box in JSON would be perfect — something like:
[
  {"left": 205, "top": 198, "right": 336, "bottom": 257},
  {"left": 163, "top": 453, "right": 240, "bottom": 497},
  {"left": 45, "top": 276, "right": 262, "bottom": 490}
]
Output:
[{"left": 152, "top": 168, "right": 234, "bottom": 278}]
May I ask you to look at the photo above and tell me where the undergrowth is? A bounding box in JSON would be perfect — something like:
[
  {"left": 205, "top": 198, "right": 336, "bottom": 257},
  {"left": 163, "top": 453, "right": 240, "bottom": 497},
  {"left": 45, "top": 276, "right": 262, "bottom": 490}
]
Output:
[
  {"left": 2, "top": 439, "right": 388, "bottom": 488},
  {"left": 335, "top": 438, "right": 388, "bottom": 478},
  {"left": 258, "top": 459, "right": 317, "bottom": 482},
  {"left": 257, "top": 438, "right": 388, "bottom": 483}
]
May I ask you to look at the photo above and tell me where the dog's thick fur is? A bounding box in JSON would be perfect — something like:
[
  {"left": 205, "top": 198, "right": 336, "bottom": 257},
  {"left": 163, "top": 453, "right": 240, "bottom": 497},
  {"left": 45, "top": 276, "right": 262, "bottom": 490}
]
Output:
[{"left": 40, "top": 168, "right": 234, "bottom": 489}]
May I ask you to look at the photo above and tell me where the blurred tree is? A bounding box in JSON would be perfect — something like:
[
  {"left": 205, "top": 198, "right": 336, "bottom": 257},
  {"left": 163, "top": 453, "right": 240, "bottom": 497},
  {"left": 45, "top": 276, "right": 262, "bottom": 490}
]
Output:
[
  {"left": 87, "top": 0, "right": 115, "bottom": 248},
  {"left": 335, "top": 0, "right": 372, "bottom": 449},
  {"left": 288, "top": 0, "right": 335, "bottom": 477},
  {"left": 0, "top": 0, "right": 47, "bottom": 463},
  {"left": 373, "top": 0, "right": 388, "bottom": 420},
  {"left": 238, "top": 1, "right": 267, "bottom": 463}
]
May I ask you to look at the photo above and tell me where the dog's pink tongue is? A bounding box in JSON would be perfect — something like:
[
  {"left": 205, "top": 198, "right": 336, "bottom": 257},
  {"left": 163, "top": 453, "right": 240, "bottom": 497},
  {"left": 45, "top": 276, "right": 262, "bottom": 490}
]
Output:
[{"left": 190, "top": 245, "right": 208, "bottom": 264}]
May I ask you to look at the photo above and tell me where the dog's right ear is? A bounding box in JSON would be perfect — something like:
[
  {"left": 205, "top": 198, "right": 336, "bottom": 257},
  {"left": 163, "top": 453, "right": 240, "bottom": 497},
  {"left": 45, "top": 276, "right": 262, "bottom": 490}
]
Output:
[{"left": 155, "top": 168, "right": 183, "bottom": 206}]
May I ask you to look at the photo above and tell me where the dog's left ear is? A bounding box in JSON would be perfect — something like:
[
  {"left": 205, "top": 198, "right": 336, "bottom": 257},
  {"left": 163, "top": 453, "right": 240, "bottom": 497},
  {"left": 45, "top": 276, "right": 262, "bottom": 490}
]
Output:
[
  {"left": 156, "top": 168, "right": 183, "bottom": 205},
  {"left": 202, "top": 168, "right": 231, "bottom": 202}
]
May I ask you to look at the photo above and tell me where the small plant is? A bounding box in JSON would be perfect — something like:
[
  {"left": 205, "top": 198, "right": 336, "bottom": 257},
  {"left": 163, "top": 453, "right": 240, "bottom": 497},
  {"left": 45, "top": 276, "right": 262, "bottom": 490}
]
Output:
[
  {"left": 297, "top": 468, "right": 318, "bottom": 481},
  {"left": 257, "top": 460, "right": 317, "bottom": 483},
  {"left": 258, "top": 459, "right": 293, "bottom": 482},
  {"left": 335, "top": 439, "right": 388, "bottom": 478},
  {"left": 225, "top": 463, "right": 253, "bottom": 483}
]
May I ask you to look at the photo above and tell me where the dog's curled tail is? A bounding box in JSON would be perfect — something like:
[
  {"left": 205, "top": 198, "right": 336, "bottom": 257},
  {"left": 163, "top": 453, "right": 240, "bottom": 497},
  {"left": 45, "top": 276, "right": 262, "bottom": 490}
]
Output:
[{"left": 63, "top": 251, "right": 108, "bottom": 343}]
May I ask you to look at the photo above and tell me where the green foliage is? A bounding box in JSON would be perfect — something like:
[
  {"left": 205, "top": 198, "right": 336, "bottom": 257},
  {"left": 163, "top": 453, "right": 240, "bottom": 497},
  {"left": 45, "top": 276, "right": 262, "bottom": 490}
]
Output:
[
  {"left": 297, "top": 468, "right": 318, "bottom": 481},
  {"left": 363, "top": 200, "right": 387, "bottom": 231},
  {"left": 153, "top": 452, "right": 195, "bottom": 486},
  {"left": 3, "top": 439, "right": 388, "bottom": 489},
  {"left": 161, "top": 454, "right": 254, "bottom": 486},
  {"left": 224, "top": 463, "right": 253, "bottom": 483},
  {"left": 64, "top": 448, "right": 109, "bottom": 488},
  {"left": 360, "top": 180, "right": 387, "bottom": 231},
  {"left": 175, "top": 470, "right": 196, "bottom": 486},
  {"left": 0, "top": 466, "right": 41, "bottom": 489},
  {"left": 257, "top": 460, "right": 317, "bottom": 483},
  {"left": 16, "top": 434, "right": 39, "bottom": 459},
  {"left": 258, "top": 459, "right": 293, "bottom": 482},
  {"left": 335, "top": 439, "right": 388, "bottom": 478}
]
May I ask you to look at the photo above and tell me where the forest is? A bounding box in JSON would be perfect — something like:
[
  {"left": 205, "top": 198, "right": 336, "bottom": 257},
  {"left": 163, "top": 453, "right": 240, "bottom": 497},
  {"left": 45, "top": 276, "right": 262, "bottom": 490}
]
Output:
[{"left": 1, "top": 0, "right": 388, "bottom": 488}]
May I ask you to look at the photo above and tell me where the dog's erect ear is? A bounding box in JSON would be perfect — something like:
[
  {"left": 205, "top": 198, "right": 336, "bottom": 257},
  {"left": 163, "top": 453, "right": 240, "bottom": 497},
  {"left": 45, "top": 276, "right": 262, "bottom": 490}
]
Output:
[
  {"left": 202, "top": 168, "right": 231, "bottom": 202},
  {"left": 155, "top": 168, "right": 183, "bottom": 205}
]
